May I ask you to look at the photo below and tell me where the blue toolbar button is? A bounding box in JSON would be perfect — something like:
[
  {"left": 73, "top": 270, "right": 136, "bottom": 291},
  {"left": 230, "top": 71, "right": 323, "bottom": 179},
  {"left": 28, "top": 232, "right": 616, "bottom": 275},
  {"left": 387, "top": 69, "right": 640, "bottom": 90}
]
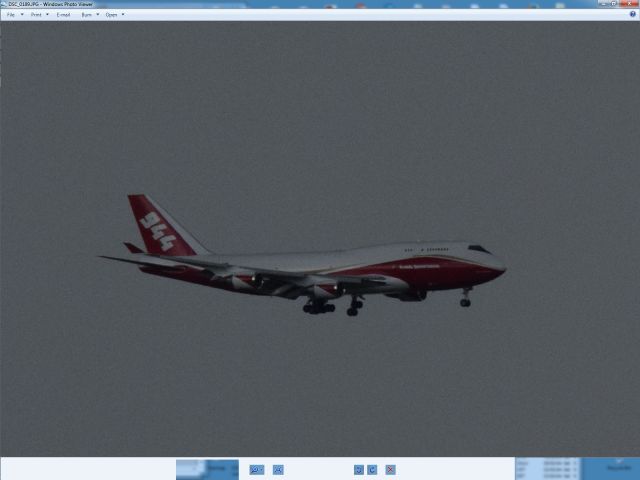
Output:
[
  {"left": 368, "top": 465, "right": 378, "bottom": 475},
  {"left": 273, "top": 464, "right": 284, "bottom": 475},
  {"left": 355, "top": 464, "right": 365, "bottom": 475},
  {"left": 385, "top": 465, "right": 396, "bottom": 475},
  {"left": 250, "top": 465, "right": 265, "bottom": 475}
]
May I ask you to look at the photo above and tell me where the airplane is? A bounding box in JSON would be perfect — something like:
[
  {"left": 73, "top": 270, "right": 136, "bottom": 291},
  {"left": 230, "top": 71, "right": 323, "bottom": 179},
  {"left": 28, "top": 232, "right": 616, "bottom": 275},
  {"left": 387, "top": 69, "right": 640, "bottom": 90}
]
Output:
[{"left": 101, "top": 194, "right": 507, "bottom": 316}]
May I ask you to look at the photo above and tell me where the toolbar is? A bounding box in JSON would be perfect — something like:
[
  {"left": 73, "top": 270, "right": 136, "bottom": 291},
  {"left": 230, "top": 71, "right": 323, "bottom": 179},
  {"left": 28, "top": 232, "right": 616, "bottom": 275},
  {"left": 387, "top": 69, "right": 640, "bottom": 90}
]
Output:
[{"left": 2, "top": 7, "right": 638, "bottom": 18}]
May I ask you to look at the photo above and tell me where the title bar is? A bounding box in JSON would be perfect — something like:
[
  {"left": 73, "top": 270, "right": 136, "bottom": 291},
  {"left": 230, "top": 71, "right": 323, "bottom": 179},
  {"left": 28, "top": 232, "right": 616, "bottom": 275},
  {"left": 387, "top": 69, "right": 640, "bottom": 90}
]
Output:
[{"left": 1, "top": 6, "right": 638, "bottom": 18}]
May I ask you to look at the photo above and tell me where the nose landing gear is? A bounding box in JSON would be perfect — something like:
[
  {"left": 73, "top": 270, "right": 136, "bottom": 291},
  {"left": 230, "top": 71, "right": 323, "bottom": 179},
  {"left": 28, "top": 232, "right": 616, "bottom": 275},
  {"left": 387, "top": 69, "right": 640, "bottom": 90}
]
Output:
[
  {"left": 347, "top": 295, "right": 364, "bottom": 316},
  {"left": 460, "top": 287, "right": 472, "bottom": 307}
]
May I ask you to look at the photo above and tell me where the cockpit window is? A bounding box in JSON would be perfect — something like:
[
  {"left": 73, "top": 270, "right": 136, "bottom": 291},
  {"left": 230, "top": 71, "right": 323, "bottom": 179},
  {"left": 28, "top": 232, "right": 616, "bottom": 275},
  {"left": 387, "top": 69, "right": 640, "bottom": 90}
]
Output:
[{"left": 468, "top": 244, "right": 491, "bottom": 254}]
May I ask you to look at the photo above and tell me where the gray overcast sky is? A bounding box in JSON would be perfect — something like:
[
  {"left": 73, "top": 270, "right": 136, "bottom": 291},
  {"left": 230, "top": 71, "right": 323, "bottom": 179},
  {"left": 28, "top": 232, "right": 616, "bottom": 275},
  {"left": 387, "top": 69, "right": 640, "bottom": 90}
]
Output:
[{"left": 2, "top": 23, "right": 639, "bottom": 456}]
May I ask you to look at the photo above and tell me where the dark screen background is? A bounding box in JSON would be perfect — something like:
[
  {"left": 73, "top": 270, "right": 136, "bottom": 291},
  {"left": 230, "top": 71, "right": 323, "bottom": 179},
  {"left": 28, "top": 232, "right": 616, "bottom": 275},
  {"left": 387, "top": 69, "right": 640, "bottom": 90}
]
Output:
[{"left": 2, "top": 23, "right": 639, "bottom": 456}]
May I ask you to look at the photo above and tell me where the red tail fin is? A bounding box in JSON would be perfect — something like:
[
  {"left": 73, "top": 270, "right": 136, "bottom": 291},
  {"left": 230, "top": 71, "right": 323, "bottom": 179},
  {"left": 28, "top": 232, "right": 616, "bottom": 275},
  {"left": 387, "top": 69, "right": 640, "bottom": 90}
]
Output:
[{"left": 127, "top": 194, "right": 209, "bottom": 256}]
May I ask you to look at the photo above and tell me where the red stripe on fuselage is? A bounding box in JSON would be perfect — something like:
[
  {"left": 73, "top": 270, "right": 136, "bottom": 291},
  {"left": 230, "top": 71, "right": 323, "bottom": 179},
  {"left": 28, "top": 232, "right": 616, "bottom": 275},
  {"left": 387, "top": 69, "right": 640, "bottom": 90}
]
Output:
[{"left": 328, "top": 255, "right": 505, "bottom": 290}]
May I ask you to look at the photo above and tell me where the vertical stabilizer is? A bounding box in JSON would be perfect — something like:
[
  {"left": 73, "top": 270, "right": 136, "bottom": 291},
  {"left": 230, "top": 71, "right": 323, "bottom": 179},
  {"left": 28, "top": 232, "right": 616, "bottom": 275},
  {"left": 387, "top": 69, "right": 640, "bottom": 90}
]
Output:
[{"left": 127, "top": 194, "right": 210, "bottom": 256}]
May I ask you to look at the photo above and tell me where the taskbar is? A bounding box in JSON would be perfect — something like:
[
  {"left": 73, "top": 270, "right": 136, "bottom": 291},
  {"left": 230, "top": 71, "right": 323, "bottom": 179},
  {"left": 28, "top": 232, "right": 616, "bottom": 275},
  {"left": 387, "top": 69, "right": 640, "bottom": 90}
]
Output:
[{"left": 2, "top": 457, "right": 640, "bottom": 480}]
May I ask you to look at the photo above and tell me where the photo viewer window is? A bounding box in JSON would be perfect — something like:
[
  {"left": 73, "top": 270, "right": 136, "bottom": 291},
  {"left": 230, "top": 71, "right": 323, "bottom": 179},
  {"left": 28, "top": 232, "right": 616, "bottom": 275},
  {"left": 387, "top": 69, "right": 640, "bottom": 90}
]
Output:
[{"left": 1, "top": 0, "right": 638, "bottom": 477}]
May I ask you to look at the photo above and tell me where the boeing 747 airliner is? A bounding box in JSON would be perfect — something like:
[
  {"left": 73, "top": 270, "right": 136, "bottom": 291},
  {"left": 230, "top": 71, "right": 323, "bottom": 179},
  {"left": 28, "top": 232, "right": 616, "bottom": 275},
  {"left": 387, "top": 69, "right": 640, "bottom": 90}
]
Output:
[{"left": 101, "top": 195, "right": 506, "bottom": 316}]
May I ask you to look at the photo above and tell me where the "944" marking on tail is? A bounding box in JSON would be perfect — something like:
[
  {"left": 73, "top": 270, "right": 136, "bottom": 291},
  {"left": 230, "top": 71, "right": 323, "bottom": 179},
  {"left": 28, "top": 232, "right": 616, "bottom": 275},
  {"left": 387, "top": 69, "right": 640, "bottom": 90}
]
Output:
[{"left": 139, "top": 212, "right": 176, "bottom": 252}]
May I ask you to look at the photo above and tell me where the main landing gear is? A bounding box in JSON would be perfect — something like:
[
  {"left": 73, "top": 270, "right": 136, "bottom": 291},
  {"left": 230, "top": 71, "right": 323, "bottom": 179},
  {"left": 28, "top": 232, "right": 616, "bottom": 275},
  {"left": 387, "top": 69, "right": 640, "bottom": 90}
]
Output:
[
  {"left": 302, "top": 295, "right": 365, "bottom": 316},
  {"left": 347, "top": 295, "right": 364, "bottom": 317},
  {"left": 303, "top": 300, "right": 336, "bottom": 315},
  {"left": 460, "top": 287, "right": 472, "bottom": 308}
]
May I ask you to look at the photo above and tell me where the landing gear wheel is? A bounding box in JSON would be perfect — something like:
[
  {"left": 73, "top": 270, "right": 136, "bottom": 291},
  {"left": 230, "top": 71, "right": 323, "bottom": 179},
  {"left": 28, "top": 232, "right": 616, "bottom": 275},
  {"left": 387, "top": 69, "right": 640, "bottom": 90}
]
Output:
[
  {"left": 350, "top": 295, "right": 364, "bottom": 309},
  {"left": 325, "top": 304, "right": 336, "bottom": 313},
  {"left": 347, "top": 308, "right": 358, "bottom": 317},
  {"left": 303, "top": 304, "right": 311, "bottom": 313},
  {"left": 460, "top": 287, "right": 472, "bottom": 308}
]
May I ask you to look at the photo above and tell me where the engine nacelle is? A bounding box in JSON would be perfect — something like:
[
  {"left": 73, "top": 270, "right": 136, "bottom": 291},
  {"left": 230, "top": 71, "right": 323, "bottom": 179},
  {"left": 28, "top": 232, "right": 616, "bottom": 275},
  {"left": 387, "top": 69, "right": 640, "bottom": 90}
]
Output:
[
  {"left": 309, "top": 282, "right": 345, "bottom": 300},
  {"left": 230, "top": 273, "right": 264, "bottom": 290},
  {"left": 385, "top": 289, "right": 427, "bottom": 302}
]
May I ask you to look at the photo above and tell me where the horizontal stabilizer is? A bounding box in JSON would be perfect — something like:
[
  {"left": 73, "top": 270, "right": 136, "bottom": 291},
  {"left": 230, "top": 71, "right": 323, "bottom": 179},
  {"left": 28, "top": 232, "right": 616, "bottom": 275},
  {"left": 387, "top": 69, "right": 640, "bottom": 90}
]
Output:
[
  {"left": 124, "top": 242, "right": 144, "bottom": 254},
  {"left": 99, "top": 255, "right": 185, "bottom": 272}
]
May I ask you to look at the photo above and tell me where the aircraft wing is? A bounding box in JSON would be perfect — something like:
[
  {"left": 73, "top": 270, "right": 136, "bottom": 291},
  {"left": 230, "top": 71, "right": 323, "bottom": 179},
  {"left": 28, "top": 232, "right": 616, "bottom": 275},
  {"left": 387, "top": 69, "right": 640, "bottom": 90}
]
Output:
[
  {"left": 102, "top": 253, "right": 389, "bottom": 299},
  {"left": 157, "top": 255, "right": 389, "bottom": 288}
]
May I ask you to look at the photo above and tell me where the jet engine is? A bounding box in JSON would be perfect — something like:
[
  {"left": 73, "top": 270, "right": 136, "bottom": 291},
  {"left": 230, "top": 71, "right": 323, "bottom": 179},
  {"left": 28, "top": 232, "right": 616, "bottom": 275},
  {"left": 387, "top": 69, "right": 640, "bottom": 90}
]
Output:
[
  {"left": 230, "top": 273, "right": 264, "bottom": 290},
  {"left": 309, "top": 281, "right": 345, "bottom": 299}
]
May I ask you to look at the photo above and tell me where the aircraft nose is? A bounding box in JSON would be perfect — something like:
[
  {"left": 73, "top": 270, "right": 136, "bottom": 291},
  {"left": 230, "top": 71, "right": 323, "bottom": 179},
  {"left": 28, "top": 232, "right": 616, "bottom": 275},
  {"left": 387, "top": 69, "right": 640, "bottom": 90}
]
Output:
[{"left": 491, "top": 256, "right": 507, "bottom": 275}]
